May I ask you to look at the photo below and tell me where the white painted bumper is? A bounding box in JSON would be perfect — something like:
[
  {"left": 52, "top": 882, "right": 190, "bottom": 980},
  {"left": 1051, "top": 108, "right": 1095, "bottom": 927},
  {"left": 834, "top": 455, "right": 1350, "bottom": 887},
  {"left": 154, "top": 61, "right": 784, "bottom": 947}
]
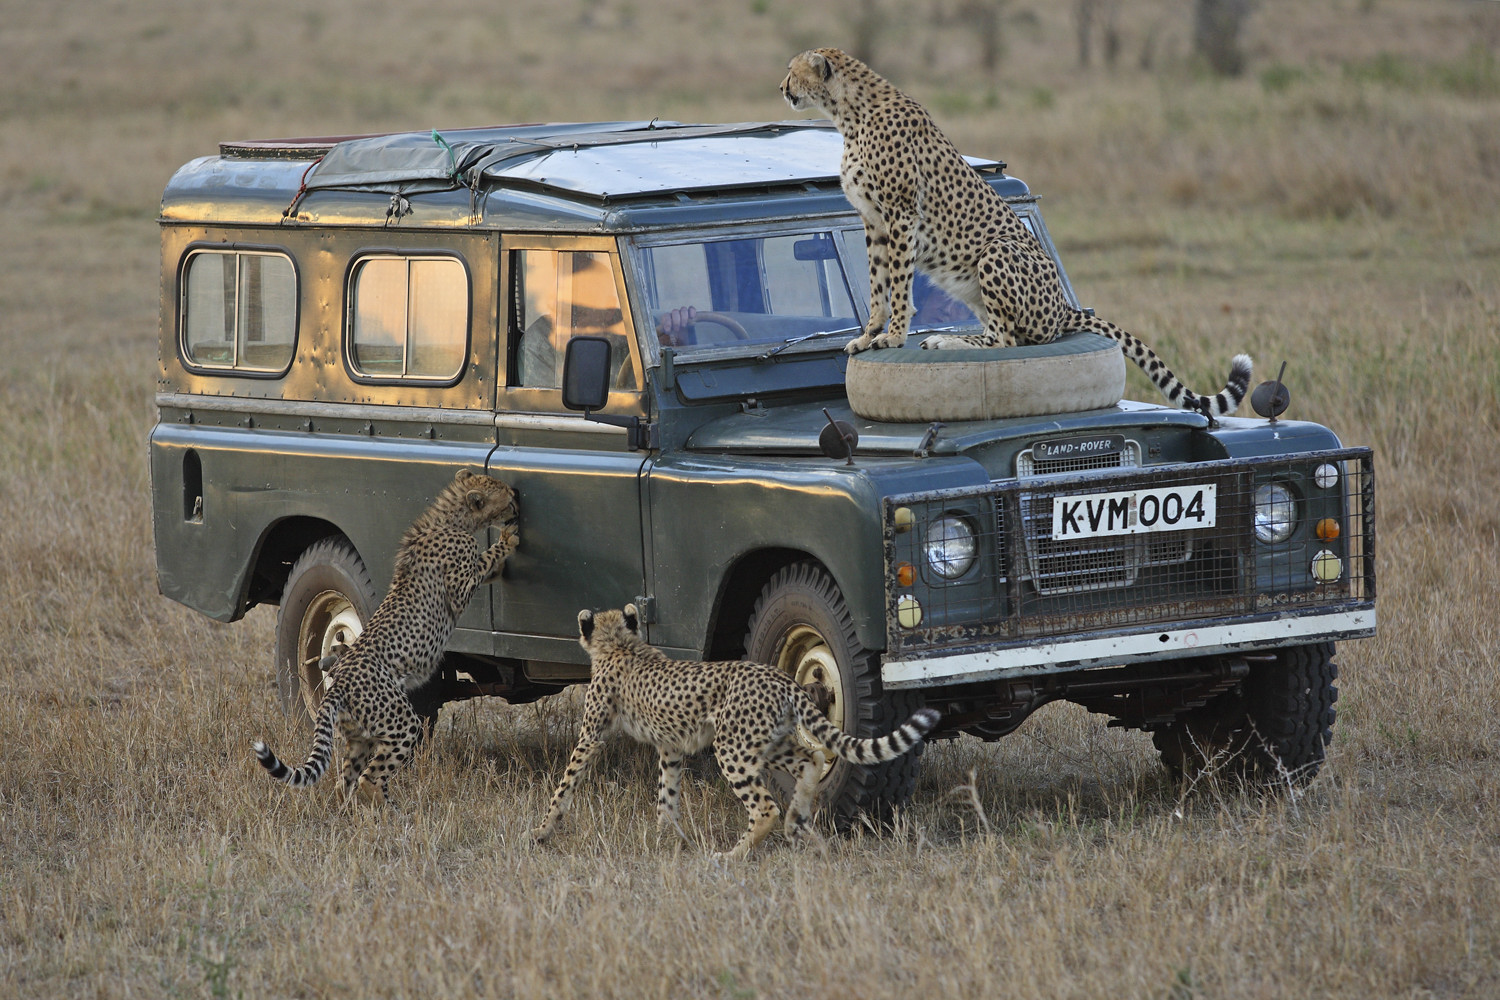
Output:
[{"left": 881, "top": 607, "right": 1376, "bottom": 690}]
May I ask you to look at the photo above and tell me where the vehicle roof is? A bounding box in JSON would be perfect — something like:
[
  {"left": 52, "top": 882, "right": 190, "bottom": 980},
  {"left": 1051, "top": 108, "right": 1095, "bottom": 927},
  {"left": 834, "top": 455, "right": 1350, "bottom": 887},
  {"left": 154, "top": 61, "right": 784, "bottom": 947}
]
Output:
[{"left": 159, "top": 120, "right": 1030, "bottom": 233}]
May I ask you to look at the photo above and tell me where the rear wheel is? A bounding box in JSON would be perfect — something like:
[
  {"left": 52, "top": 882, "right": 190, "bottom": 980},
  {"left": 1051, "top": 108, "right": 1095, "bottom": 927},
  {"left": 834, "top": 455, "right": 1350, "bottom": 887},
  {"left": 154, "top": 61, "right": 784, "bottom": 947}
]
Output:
[
  {"left": 1153, "top": 643, "right": 1339, "bottom": 784},
  {"left": 275, "top": 537, "right": 378, "bottom": 724},
  {"left": 743, "top": 561, "right": 924, "bottom": 829}
]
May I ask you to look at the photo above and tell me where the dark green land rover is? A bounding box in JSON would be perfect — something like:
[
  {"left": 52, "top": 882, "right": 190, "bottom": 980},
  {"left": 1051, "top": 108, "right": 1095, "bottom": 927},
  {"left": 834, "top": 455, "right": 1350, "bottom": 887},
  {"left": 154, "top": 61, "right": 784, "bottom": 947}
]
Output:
[{"left": 150, "top": 121, "right": 1374, "bottom": 822}]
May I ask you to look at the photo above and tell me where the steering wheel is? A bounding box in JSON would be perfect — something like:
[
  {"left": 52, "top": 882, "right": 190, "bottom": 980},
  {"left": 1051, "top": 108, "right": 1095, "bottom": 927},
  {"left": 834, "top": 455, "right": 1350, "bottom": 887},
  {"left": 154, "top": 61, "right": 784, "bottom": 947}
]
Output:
[{"left": 687, "top": 311, "right": 750, "bottom": 341}]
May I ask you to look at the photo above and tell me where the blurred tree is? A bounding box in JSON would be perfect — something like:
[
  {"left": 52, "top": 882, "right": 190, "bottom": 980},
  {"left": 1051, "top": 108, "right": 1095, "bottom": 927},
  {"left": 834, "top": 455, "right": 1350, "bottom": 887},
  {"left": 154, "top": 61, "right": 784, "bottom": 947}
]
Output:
[
  {"left": 849, "top": 0, "right": 885, "bottom": 66},
  {"left": 1073, "top": 0, "right": 1121, "bottom": 70},
  {"left": 959, "top": 0, "right": 1009, "bottom": 73},
  {"left": 1075, "top": 0, "right": 1096, "bottom": 68},
  {"left": 1193, "top": 0, "right": 1255, "bottom": 76}
]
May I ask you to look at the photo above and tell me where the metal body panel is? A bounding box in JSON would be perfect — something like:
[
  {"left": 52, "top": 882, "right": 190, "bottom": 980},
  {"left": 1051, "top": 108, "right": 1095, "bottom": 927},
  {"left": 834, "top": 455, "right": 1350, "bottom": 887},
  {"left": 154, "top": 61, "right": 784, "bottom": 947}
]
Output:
[
  {"left": 485, "top": 435, "right": 649, "bottom": 662},
  {"left": 157, "top": 225, "right": 500, "bottom": 409},
  {"left": 149, "top": 422, "right": 497, "bottom": 623},
  {"left": 644, "top": 452, "right": 988, "bottom": 653}
]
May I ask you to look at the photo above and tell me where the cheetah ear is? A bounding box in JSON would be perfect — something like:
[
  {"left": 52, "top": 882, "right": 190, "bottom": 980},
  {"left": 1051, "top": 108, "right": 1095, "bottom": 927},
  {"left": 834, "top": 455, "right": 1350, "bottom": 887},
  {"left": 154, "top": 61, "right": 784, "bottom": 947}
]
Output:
[
  {"left": 622, "top": 604, "right": 640, "bottom": 634},
  {"left": 465, "top": 489, "right": 486, "bottom": 511},
  {"left": 578, "top": 609, "right": 595, "bottom": 642},
  {"left": 455, "top": 468, "right": 474, "bottom": 482},
  {"left": 811, "top": 51, "right": 832, "bottom": 80}
]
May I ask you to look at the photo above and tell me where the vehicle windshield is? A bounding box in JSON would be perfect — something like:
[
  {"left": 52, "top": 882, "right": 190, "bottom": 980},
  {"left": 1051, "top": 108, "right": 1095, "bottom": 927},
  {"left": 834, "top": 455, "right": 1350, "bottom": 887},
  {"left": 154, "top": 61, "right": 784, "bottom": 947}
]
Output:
[
  {"left": 839, "top": 239, "right": 981, "bottom": 336},
  {"left": 635, "top": 231, "right": 863, "bottom": 355},
  {"left": 634, "top": 227, "right": 984, "bottom": 359}
]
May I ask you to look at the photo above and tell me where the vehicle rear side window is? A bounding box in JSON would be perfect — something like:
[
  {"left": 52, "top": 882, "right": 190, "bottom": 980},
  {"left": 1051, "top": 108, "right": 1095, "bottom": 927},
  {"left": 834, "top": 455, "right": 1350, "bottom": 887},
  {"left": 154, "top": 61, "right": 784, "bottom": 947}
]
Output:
[
  {"left": 348, "top": 255, "right": 469, "bottom": 381},
  {"left": 181, "top": 250, "right": 297, "bottom": 373}
]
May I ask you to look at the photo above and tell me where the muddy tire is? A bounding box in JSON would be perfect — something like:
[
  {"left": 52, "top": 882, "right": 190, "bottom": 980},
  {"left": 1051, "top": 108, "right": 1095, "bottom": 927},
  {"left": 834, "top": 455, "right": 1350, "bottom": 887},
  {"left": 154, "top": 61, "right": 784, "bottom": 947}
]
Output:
[
  {"left": 744, "top": 561, "right": 925, "bottom": 829},
  {"left": 1153, "top": 643, "right": 1339, "bottom": 785},
  {"left": 274, "top": 537, "right": 378, "bottom": 725}
]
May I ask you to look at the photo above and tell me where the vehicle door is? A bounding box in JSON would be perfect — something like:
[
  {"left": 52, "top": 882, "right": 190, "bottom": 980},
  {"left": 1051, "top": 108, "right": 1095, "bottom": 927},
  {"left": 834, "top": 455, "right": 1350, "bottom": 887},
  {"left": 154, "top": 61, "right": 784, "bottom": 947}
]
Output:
[{"left": 487, "top": 236, "right": 650, "bottom": 672}]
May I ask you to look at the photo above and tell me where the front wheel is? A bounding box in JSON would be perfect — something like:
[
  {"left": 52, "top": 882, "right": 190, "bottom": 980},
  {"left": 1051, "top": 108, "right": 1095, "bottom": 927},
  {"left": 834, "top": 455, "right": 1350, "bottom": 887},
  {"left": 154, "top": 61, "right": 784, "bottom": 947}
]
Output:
[
  {"left": 1153, "top": 643, "right": 1339, "bottom": 784},
  {"left": 743, "top": 561, "right": 924, "bottom": 829},
  {"left": 274, "top": 537, "right": 378, "bottom": 724}
]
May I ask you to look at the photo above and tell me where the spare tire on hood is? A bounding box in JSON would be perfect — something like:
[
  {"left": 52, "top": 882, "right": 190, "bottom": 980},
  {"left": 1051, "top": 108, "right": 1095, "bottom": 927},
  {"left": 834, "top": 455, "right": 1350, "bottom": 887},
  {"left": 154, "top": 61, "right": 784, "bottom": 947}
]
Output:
[{"left": 844, "top": 331, "right": 1125, "bottom": 423}]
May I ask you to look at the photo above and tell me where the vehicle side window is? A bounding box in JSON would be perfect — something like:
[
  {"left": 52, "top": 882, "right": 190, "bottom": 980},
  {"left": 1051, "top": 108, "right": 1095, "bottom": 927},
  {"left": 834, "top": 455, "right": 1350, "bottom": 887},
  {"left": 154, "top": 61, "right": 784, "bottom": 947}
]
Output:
[
  {"left": 181, "top": 250, "right": 297, "bottom": 373},
  {"left": 512, "top": 249, "right": 636, "bottom": 390},
  {"left": 348, "top": 255, "right": 468, "bottom": 381}
]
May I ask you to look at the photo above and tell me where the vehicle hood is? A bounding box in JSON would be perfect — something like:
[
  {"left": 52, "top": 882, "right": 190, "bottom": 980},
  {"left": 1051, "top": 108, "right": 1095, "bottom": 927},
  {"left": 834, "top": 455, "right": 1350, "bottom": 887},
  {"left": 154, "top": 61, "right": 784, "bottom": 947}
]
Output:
[{"left": 685, "top": 398, "right": 1212, "bottom": 457}]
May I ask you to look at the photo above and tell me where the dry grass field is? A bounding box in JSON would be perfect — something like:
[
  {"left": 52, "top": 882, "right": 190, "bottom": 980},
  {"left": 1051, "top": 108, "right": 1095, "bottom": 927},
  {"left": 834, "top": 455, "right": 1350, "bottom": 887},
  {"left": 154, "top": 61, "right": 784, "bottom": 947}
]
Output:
[{"left": 2, "top": 0, "right": 1498, "bottom": 996}]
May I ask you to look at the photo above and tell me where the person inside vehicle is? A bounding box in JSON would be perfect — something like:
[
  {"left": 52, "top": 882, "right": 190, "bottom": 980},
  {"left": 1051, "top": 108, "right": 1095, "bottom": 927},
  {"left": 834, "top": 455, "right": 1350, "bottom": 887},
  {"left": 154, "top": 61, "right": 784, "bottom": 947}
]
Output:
[
  {"left": 911, "top": 272, "right": 975, "bottom": 330},
  {"left": 656, "top": 305, "right": 700, "bottom": 347}
]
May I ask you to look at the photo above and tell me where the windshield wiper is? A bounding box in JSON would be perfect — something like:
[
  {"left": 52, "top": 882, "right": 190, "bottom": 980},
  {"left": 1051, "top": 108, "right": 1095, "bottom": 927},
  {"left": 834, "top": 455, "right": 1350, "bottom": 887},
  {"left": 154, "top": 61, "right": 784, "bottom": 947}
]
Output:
[{"left": 755, "top": 325, "right": 862, "bottom": 362}]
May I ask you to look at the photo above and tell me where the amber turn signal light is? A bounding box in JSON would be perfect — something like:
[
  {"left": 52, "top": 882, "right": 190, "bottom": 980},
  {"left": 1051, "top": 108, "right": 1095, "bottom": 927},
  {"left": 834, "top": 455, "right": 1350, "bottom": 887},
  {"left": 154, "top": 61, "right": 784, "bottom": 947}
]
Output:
[
  {"left": 896, "top": 562, "right": 916, "bottom": 587},
  {"left": 1315, "top": 518, "right": 1340, "bottom": 541}
]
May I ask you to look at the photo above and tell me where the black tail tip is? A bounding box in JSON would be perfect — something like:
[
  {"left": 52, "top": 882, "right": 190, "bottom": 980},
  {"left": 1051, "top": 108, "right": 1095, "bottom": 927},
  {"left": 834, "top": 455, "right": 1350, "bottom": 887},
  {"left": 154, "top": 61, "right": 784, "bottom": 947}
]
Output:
[
  {"left": 251, "top": 741, "right": 276, "bottom": 768},
  {"left": 910, "top": 707, "right": 941, "bottom": 733}
]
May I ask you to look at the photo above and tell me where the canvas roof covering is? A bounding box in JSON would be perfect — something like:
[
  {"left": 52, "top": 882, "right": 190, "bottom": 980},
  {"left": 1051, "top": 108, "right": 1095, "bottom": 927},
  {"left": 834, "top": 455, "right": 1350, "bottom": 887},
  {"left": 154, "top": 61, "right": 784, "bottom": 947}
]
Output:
[{"left": 297, "top": 120, "right": 852, "bottom": 201}]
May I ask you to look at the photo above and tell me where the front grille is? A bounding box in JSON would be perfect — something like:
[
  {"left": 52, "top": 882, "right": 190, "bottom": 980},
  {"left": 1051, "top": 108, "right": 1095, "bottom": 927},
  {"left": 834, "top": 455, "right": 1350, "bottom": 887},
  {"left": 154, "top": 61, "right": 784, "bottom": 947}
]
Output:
[
  {"left": 1016, "top": 439, "right": 1140, "bottom": 478},
  {"left": 883, "top": 448, "right": 1375, "bottom": 656},
  {"left": 1015, "top": 439, "right": 1183, "bottom": 595}
]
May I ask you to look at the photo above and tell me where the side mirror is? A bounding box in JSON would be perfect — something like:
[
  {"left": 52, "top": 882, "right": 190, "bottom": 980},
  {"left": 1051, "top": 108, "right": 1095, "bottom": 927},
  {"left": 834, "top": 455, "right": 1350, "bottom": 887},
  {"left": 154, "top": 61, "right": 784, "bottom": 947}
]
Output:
[
  {"left": 562, "top": 336, "right": 613, "bottom": 413},
  {"left": 559, "top": 335, "right": 656, "bottom": 451}
]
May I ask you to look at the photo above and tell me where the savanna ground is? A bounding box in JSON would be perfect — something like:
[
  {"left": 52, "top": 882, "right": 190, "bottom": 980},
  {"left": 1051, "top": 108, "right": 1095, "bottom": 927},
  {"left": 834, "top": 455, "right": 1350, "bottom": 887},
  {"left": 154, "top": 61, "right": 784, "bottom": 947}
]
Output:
[{"left": 2, "top": 1, "right": 1498, "bottom": 997}]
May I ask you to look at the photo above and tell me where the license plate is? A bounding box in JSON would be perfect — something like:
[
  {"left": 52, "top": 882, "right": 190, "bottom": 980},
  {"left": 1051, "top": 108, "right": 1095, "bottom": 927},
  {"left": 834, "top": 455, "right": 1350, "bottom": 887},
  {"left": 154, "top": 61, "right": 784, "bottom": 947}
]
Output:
[{"left": 1051, "top": 484, "right": 1217, "bottom": 540}]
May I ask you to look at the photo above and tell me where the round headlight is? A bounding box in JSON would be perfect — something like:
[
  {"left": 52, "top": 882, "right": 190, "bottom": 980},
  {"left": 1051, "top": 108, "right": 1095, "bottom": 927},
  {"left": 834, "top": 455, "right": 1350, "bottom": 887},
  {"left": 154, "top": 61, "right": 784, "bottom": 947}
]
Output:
[
  {"left": 1254, "top": 483, "right": 1296, "bottom": 544},
  {"left": 926, "top": 516, "right": 977, "bottom": 579}
]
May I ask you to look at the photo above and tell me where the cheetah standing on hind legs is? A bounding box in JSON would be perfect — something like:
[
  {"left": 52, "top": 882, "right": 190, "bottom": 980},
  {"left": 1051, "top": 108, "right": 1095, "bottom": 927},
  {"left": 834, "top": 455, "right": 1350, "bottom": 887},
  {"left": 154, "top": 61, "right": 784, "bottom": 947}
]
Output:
[
  {"left": 252, "top": 469, "right": 519, "bottom": 807},
  {"left": 531, "top": 605, "right": 940, "bottom": 861},
  {"left": 781, "top": 47, "right": 1253, "bottom": 421}
]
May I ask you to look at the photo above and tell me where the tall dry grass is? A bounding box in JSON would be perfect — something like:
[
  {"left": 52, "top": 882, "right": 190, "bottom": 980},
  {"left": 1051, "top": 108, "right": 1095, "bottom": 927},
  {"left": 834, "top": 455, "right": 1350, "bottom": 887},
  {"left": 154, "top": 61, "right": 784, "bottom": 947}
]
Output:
[{"left": 2, "top": 1, "right": 1498, "bottom": 997}]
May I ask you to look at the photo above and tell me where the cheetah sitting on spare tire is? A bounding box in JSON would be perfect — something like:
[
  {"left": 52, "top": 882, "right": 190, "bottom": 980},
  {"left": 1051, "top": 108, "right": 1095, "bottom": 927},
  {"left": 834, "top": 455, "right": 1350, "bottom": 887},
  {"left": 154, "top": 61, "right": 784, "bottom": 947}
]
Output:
[
  {"left": 252, "top": 469, "right": 519, "bottom": 806},
  {"left": 780, "top": 46, "right": 1252, "bottom": 421}
]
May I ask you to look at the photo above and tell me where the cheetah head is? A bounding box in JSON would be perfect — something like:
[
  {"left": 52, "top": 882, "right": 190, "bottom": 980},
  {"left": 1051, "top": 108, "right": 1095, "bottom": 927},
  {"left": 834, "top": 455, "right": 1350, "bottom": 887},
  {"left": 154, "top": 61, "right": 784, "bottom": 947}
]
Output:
[
  {"left": 452, "top": 468, "right": 518, "bottom": 527},
  {"left": 781, "top": 48, "right": 843, "bottom": 116},
  {"left": 577, "top": 604, "right": 642, "bottom": 655}
]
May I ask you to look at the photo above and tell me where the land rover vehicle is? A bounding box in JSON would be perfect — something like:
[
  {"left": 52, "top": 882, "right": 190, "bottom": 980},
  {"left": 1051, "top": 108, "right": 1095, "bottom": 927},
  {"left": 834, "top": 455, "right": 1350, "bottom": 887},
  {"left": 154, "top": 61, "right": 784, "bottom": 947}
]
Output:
[{"left": 150, "top": 120, "right": 1374, "bottom": 822}]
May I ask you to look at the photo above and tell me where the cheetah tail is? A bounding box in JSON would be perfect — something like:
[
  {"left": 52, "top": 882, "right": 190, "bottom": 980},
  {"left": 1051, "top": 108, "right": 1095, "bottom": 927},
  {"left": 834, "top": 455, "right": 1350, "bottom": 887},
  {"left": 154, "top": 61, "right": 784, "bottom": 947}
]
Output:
[
  {"left": 1085, "top": 316, "right": 1252, "bottom": 419},
  {"left": 796, "top": 700, "right": 940, "bottom": 765},
  {"left": 251, "top": 692, "right": 341, "bottom": 789}
]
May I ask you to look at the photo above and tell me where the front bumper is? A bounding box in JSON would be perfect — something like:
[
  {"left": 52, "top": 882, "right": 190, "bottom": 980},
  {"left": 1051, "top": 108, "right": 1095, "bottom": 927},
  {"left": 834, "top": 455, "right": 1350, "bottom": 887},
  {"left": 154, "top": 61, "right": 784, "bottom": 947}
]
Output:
[{"left": 881, "top": 604, "right": 1374, "bottom": 689}]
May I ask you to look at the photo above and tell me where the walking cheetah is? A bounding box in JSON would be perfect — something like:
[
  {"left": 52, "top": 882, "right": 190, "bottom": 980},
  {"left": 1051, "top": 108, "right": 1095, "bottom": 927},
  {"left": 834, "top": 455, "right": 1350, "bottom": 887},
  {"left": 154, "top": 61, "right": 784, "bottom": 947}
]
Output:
[
  {"left": 252, "top": 469, "right": 519, "bottom": 805},
  {"left": 781, "top": 47, "right": 1253, "bottom": 420},
  {"left": 531, "top": 604, "right": 940, "bottom": 860}
]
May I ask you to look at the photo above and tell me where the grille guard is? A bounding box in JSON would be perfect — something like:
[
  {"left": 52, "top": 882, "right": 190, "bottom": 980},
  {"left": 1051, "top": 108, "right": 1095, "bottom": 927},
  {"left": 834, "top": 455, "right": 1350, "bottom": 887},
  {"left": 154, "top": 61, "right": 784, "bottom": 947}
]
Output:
[{"left": 881, "top": 447, "right": 1375, "bottom": 676}]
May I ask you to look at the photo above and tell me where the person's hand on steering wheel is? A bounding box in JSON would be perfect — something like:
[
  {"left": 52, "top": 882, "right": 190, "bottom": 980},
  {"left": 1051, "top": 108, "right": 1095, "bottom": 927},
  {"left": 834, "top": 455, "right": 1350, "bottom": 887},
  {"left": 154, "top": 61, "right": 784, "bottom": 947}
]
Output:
[{"left": 657, "top": 306, "right": 698, "bottom": 346}]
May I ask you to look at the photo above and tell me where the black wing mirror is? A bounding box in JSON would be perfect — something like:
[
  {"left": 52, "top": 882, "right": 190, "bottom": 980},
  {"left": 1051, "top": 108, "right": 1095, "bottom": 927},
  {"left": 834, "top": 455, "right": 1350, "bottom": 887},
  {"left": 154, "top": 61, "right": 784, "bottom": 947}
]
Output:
[
  {"left": 560, "top": 335, "right": 655, "bottom": 450},
  {"left": 562, "top": 336, "right": 613, "bottom": 414}
]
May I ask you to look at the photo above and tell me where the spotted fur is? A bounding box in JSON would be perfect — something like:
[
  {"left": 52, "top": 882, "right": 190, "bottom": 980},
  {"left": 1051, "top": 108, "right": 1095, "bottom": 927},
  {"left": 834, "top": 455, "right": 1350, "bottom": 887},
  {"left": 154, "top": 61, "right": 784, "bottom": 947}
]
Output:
[
  {"left": 252, "top": 469, "right": 519, "bottom": 805},
  {"left": 531, "top": 605, "right": 939, "bottom": 860},
  {"left": 781, "top": 47, "right": 1252, "bottom": 420}
]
